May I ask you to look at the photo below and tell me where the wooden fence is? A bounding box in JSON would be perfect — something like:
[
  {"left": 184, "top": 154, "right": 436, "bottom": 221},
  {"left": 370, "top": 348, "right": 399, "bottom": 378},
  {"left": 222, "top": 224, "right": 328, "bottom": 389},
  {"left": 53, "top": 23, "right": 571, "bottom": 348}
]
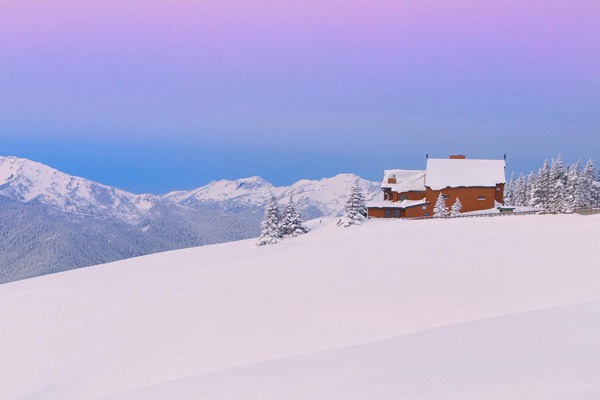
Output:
[{"left": 399, "top": 207, "right": 600, "bottom": 221}]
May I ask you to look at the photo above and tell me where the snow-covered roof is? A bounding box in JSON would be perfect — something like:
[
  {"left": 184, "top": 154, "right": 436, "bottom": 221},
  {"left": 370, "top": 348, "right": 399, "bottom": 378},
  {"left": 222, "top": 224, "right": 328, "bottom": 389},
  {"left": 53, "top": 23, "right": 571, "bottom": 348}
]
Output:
[
  {"left": 367, "top": 198, "right": 428, "bottom": 209},
  {"left": 425, "top": 159, "right": 506, "bottom": 190},
  {"left": 381, "top": 170, "right": 426, "bottom": 192}
]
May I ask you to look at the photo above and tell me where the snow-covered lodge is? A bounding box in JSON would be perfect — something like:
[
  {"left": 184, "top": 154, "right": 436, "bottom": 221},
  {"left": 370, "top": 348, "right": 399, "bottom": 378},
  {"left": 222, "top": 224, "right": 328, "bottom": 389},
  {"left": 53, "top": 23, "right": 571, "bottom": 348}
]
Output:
[{"left": 367, "top": 155, "right": 506, "bottom": 218}]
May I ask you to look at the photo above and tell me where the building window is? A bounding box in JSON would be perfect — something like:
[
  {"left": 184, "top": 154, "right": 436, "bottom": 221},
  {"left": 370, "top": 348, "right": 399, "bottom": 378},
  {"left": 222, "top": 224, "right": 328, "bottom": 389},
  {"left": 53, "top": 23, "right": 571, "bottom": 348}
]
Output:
[
  {"left": 496, "top": 187, "right": 501, "bottom": 191},
  {"left": 394, "top": 210, "right": 401, "bottom": 218},
  {"left": 400, "top": 195, "right": 407, "bottom": 201},
  {"left": 442, "top": 194, "right": 450, "bottom": 199},
  {"left": 478, "top": 195, "right": 486, "bottom": 201},
  {"left": 422, "top": 205, "right": 427, "bottom": 210},
  {"left": 384, "top": 192, "right": 389, "bottom": 201},
  {"left": 384, "top": 209, "right": 391, "bottom": 218},
  {"left": 424, "top": 212, "right": 429, "bottom": 216}
]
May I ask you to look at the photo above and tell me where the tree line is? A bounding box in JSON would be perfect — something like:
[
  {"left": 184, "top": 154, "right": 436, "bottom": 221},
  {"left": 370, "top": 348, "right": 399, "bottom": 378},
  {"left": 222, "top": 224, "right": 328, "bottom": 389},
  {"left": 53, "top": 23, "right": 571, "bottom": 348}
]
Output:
[{"left": 505, "top": 156, "right": 599, "bottom": 212}]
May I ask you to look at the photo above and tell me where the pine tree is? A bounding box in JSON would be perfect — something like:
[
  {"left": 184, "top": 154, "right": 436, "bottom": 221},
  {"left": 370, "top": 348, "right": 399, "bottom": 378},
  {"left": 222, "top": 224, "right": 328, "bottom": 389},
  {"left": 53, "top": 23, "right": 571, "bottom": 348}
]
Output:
[
  {"left": 530, "top": 160, "right": 550, "bottom": 209},
  {"left": 280, "top": 194, "right": 309, "bottom": 238},
  {"left": 563, "top": 160, "right": 580, "bottom": 212},
  {"left": 526, "top": 171, "right": 537, "bottom": 207},
  {"left": 593, "top": 169, "right": 600, "bottom": 207},
  {"left": 595, "top": 169, "right": 600, "bottom": 208},
  {"left": 450, "top": 197, "right": 463, "bottom": 217},
  {"left": 337, "top": 178, "right": 367, "bottom": 227},
  {"left": 595, "top": 166, "right": 600, "bottom": 208},
  {"left": 574, "top": 159, "right": 596, "bottom": 209},
  {"left": 433, "top": 193, "right": 449, "bottom": 218},
  {"left": 514, "top": 174, "right": 527, "bottom": 206},
  {"left": 596, "top": 167, "right": 600, "bottom": 208},
  {"left": 505, "top": 173, "right": 515, "bottom": 206},
  {"left": 548, "top": 156, "right": 566, "bottom": 213},
  {"left": 256, "top": 195, "right": 282, "bottom": 246}
]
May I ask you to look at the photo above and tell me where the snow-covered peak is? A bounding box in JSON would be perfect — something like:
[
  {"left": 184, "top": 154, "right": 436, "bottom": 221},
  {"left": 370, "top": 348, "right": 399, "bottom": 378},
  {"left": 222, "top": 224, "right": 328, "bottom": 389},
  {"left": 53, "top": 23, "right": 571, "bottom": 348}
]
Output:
[
  {"left": 282, "top": 174, "right": 380, "bottom": 217},
  {"left": 0, "top": 156, "right": 64, "bottom": 198},
  {"left": 0, "top": 156, "right": 157, "bottom": 222},
  {"left": 234, "top": 176, "right": 273, "bottom": 190},
  {"left": 164, "top": 176, "right": 275, "bottom": 205},
  {"left": 164, "top": 173, "right": 380, "bottom": 217}
]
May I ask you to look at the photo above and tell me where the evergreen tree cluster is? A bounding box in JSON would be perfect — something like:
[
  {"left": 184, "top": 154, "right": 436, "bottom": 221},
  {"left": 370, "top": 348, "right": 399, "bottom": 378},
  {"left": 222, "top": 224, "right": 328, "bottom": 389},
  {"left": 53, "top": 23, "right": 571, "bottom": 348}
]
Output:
[
  {"left": 257, "top": 194, "right": 309, "bottom": 246},
  {"left": 505, "top": 156, "right": 599, "bottom": 212},
  {"left": 337, "top": 178, "right": 367, "bottom": 227},
  {"left": 433, "top": 194, "right": 462, "bottom": 218}
]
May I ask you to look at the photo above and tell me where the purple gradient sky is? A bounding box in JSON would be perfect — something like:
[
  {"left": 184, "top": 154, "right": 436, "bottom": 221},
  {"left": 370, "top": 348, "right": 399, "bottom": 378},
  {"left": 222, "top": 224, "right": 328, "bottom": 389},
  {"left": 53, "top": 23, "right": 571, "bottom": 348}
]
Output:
[{"left": 1, "top": 1, "right": 599, "bottom": 193}]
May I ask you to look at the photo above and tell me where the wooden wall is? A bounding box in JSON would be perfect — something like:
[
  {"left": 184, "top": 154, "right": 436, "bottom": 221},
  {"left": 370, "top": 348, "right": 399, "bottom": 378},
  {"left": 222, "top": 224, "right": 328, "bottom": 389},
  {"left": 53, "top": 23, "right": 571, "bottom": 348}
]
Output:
[{"left": 369, "top": 184, "right": 505, "bottom": 218}]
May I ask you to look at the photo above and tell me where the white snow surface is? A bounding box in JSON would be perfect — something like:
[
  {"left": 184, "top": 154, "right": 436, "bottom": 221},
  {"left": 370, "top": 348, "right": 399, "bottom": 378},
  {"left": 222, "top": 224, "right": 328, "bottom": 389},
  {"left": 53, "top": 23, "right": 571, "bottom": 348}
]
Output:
[
  {"left": 425, "top": 158, "right": 506, "bottom": 190},
  {"left": 381, "top": 169, "right": 426, "bottom": 192},
  {"left": 2, "top": 214, "right": 600, "bottom": 399}
]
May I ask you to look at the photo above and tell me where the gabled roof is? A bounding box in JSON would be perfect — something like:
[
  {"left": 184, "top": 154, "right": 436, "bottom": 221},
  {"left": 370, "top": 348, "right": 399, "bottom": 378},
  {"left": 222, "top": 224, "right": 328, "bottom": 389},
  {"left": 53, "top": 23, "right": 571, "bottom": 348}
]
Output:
[
  {"left": 425, "top": 158, "right": 506, "bottom": 190},
  {"left": 381, "top": 169, "right": 426, "bottom": 193}
]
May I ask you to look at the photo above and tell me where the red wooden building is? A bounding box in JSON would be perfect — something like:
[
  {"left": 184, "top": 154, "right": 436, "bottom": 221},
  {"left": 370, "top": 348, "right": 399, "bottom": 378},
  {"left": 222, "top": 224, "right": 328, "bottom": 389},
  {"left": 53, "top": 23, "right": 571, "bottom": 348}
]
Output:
[{"left": 367, "top": 155, "right": 506, "bottom": 218}]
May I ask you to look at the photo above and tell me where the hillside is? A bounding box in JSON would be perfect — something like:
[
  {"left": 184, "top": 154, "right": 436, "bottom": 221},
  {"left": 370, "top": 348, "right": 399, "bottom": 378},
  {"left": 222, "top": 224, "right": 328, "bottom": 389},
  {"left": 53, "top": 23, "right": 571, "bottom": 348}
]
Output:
[
  {"left": 1, "top": 214, "right": 599, "bottom": 399},
  {"left": 0, "top": 155, "right": 379, "bottom": 283}
]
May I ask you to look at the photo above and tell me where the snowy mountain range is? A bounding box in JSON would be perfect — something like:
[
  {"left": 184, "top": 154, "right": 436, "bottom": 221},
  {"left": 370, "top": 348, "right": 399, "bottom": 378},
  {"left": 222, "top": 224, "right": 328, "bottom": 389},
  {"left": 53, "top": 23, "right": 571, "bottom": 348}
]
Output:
[
  {"left": 0, "top": 155, "right": 380, "bottom": 283},
  {"left": 0, "top": 156, "right": 156, "bottom": 223}
]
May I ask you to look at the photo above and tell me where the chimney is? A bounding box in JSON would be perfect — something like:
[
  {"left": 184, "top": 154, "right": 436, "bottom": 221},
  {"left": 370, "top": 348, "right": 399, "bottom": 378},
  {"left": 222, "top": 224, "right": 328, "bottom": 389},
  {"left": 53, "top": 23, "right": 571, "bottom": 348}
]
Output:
[{"left": 450, "top": 154, "right": 466, "bottom": 159}]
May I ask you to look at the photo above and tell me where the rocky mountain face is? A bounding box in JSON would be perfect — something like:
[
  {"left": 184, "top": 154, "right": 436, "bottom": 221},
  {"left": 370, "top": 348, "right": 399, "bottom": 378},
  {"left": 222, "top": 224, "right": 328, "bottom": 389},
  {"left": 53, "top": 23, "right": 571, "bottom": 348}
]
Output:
[{"left": 0, "top": 156, "right": 380, "bottom": 283}]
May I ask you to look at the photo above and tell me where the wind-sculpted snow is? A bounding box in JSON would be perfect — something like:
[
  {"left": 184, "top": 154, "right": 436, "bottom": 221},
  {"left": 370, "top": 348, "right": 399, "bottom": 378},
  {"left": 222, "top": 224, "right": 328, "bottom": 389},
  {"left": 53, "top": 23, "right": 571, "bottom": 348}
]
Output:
[
  {"left": 0, "top": 156, "right": 379, "bottom": 283},
  {"left": 1, "top": 215, "right": 599, "bottom": 399}
]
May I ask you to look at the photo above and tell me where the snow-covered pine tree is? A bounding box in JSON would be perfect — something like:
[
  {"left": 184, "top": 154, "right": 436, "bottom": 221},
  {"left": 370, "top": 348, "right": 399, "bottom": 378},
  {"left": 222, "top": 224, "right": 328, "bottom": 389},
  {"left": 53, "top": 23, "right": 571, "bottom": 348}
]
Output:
[
  {"left": 433, "top": 193, "right": 449, "bottom": 218},
  {"left": 526, "top": 171, "right": 537, "bottom": 207},
  {"left": 280, "top": 193, "right": 309, "bottom": 238},
  {"left": 574, "top": 159, "right": 596, "bottom": 209},
  {"left": 256, "top": 195, "right": 282, "bottom": 246},
  {"left": 530, "top": 160, "right": 550, "bottom": 209},
  {"left": 548, "top": 156, "right": 566, "bottom": 213},
  {"left": 563, "top": 160, "right": 580, "bottom": 212},
  {"left": 353, "top": 178, "right": 368, "bottom": 218},
  {"left": 595, "top": 166, "right": 600, "bottom": 208},
  {"left": 505, "top": 173, "right": 515, "bottom": 206},
  {"left": 514, "top": 174, "right": 527, "bottom": 206},
  {"left": 450, "top": 197, "right": 463, "bottom": 217},
  {"left": 337, "top": 178, "right": 367, "bottom": 227}
]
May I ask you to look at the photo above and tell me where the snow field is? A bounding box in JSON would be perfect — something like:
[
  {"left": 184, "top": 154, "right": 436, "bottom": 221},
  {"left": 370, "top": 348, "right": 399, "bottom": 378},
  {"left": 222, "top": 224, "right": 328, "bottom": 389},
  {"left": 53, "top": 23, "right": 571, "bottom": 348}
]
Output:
[{"left": 1, "top": 214, "right": 599, "bottom": 399}]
